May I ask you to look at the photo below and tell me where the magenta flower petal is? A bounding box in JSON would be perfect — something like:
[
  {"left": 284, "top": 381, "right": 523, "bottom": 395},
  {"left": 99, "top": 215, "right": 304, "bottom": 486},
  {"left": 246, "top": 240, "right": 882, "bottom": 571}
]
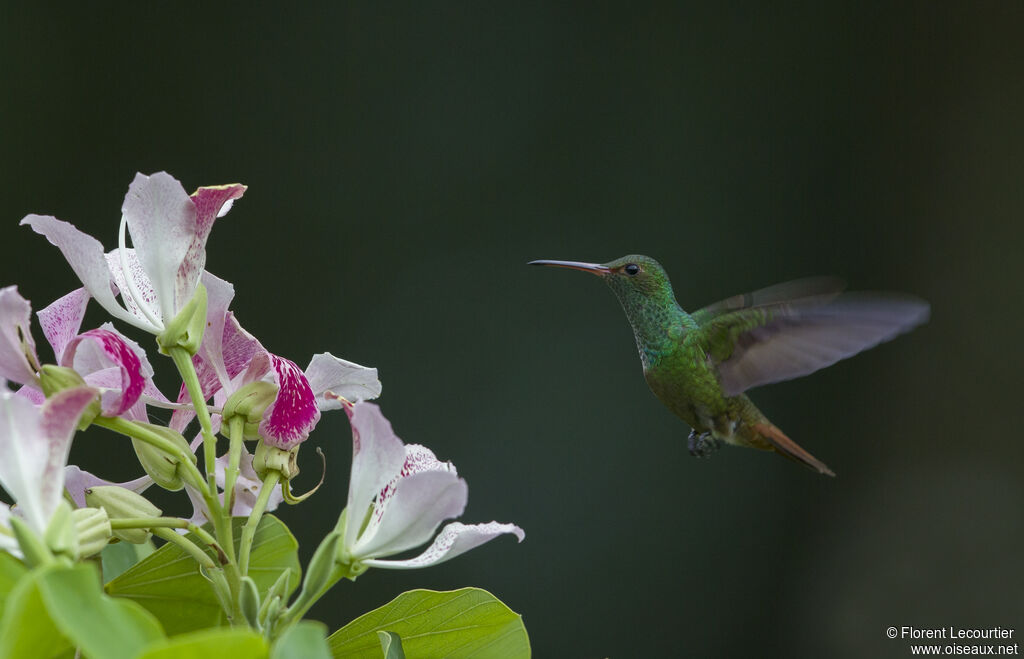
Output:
[
  {"left": 37, "top": 287, "right": 90, "bottom": 363},
  {"left": 60, "top": 326, "right": 150, "bottom": 417},
  {"left": 258, "top": 355, "right": 321, "bottom": 450},
  {"left": 0, "top": 286, "right": 40, "bottom": 386},
  {"left": 364, "top": 521, "right": 525, "bottom": 570},
  {"left": 177, "top": 184, "right": 245, "bottom": 308}
]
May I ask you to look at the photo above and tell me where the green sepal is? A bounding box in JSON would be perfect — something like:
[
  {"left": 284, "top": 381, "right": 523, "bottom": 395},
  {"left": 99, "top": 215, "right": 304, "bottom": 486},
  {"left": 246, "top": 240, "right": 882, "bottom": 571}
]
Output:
[
  {"left": 8, "top": 516, "right": 52, "bottom": 568},
  {"left": 131, "top": 421, "right": 196, "bottom": 491},
  {"left": 39, "top": 365, "right": 100, "bottom": 429},
  {"left": 239, "top": 576, "right": 261, "bottom": 629},
  {"left": 301, "top": 530, "right": 342, "bottom": 598},
  {"left": 326, "top": 588, "right": 530, "bottom": 659},
  {"left": 253, "top": 441, "right": 300, "bottom": 480},
  {"left": 86, "top": 485, "right": 161, "bottom": 543},
  {"left": 223, "top": 381, "right": 279, "bottom": 440},
  {"left": 71, "top": 506, "right": 112, "bottom": 557},
  {"left": 44, "top": 500, "right": 76, "bottom": 559},
  {"left": 156, "top": 281, "right": 208, "bottom": 356},
  {"left": 258, "top": 569, "right": 291, "bottom": 626}
]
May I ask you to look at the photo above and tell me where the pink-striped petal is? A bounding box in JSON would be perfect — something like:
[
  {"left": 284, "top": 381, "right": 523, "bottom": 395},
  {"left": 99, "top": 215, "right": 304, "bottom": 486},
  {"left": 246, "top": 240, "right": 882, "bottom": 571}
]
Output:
[
  {"left": 37, "top": 288, "right": 90, "bottom": 363},
  {"left": 62, "top": 328, "right": 146, "bottom": 416},
  {"left": 178, "top": 184, "right": 245, "bottom": 309},
  {"left": 258, "top": 355, "right": 321, "bottom": 450},
  {"left": 305, "top": 353, "right": 381, "bottom": 409},
  {"left": 121, "top": 172, "right": 197, "bottom": 321},
  {"left": 363, "top": 521, "right": 525, "bottom": 570},
  {"left": 0, "top": 286, "right": 39, "bottom": 386},
  {"left": 0, "top": 386, "right": 96, "bottom": 533}
]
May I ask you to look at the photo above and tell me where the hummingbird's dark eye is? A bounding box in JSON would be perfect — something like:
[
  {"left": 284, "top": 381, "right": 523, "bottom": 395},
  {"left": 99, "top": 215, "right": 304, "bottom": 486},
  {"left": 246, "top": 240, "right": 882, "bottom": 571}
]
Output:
[{"left": 624, "top": 263, "right": 640, "bottom": 276}]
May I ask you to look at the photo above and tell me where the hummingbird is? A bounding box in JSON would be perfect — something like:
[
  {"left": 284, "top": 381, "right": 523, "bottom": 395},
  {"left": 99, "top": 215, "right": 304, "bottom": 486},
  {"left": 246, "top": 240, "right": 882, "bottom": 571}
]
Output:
[{"left": 529, "top": 255, "right": 930, "bottom": 476}]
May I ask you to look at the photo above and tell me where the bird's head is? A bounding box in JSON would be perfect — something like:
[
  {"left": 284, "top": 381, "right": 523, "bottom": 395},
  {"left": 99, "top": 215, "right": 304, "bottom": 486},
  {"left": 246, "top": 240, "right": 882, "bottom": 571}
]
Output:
[{"left": 529, "top": 254, "right": 673, "bottom": 299}]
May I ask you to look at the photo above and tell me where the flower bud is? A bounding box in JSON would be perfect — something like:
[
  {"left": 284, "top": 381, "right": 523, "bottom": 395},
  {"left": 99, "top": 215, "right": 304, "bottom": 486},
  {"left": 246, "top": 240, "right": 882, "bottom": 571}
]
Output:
[
  {"left": 239, "top": 576, "right": 261, "bottom": 629},
  {"left": 85, "top": 485, "right": 161, "bottom": 544},
  {"left": 252, "top": 440, "right": 300, "bottom": 481},
  {"left": 222, "top": 381, "right": 279, "bottom": 440},
  {"left": 304, "top": 530, "right": 343, "bottom": 594},
  {"left": 157, "top": 282, "right": 208, "bottom": 356},
  {"left": 38, "top": 366, "right": 100, "bottom": 429},
  {"left": 130, "top": 422, "right": 197, "bottom": 491},
  {"left": 71, "top": 507, "right": 111, "bottom": 557}
]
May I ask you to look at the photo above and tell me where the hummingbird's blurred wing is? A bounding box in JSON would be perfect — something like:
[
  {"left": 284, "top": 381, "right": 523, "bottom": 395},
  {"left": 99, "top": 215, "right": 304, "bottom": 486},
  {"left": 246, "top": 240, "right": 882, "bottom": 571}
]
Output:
[{"left": 694, "top": 280, "right": 929, "bottom": 397}]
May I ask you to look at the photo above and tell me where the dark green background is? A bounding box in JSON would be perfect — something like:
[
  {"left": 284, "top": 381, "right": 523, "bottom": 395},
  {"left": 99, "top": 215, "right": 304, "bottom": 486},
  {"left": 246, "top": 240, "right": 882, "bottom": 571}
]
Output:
[{"left": 2, "top": 3, "right": 1022, "bottom": 657}]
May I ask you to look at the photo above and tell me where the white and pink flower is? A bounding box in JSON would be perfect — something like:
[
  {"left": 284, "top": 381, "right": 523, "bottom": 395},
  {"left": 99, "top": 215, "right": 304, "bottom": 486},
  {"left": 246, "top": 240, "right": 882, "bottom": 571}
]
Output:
[{"left": 338, "top": 401, "right": 523, "bottom": 570}]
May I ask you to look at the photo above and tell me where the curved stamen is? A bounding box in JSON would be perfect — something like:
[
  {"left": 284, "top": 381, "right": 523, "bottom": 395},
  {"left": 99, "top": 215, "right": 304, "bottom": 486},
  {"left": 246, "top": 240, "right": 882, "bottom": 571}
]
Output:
[{"left": 118, "top": 214, "right": 164, "bottom": 331}]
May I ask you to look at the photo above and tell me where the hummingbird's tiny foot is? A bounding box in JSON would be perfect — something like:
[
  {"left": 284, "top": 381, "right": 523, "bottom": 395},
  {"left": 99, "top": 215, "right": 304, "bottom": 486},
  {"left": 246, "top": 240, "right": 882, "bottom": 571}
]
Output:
[{"left": 687, "top": 431, "right": 720, "bottom": 458}]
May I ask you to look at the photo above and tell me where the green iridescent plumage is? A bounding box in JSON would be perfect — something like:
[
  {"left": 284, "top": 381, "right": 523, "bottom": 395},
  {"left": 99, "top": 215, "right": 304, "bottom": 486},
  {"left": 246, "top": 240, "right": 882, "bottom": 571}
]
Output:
[{"left": 530, "top": 255, "right": 930, "bottom": 476}]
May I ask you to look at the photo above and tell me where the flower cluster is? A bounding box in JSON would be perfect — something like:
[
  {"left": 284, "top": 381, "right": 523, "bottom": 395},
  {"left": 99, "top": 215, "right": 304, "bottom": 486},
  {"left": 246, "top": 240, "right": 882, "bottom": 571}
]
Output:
[{"left": 0, "top": 172, "right": 523, "bottom": 646}]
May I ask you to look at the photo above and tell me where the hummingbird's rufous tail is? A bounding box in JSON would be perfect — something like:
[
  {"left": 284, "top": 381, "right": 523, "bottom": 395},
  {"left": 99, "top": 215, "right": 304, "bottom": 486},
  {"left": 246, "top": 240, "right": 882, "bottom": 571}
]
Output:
[{"left": 752, "top": 422, "right": 835, "bottom": 477}]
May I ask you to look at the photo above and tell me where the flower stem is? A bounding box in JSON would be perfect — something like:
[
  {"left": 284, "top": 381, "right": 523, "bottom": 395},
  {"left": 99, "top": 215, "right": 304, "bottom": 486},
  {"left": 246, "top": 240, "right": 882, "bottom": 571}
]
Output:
[
  {"left": 238, "top": 470, "right": 280, "bottom": 576},
  {"left": 167, "top": 346, "right": 219, "bottom": 496},
  {"left": 152, "top": 527, "right": 217, "bottom": 570},
  {"left": 224, "top": 416, "right": 245, "bottom": 515},
  {"left": 111, "top": 517, "right": 228, "bottom": 564}
]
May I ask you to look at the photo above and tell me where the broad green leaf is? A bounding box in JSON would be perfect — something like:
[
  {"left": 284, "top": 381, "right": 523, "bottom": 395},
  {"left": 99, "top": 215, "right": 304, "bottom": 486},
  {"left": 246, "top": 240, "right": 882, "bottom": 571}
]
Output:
[
  {"left": 106, "top": 515, "right": 300, "bottom": 635},
  {"left": 36, "top": 563, "right": 164, "bottom": 659},
  {"left": 377, "top": 631, "right": 406, "bottom": 659},
  {"left": 0, "top": 567, "right": 73, "bottom": 659},
  {"left": 137, "top": 627, "right": 267, "bottom": 659},
  {"left": 327, "top": 588, "right": 530, "bottom": 659},
  {"left": 271, "top": 620, "right": 331, "bottom": 659},
  {"left": 101, "top": 539, "right": 156, "bottom": 582},
  {"left": 0, "top": 551, "right": 28, "bottom": 621}
]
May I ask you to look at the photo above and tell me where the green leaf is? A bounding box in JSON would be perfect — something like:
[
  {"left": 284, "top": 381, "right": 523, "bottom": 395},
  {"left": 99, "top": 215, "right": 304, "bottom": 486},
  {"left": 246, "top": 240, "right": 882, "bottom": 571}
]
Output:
[
  {"left": 137, "top": 627, "right": 267, "bottom": 659},
  {"left": 105, "top": 515, "right": 300, "bottom": 635},
  {"left": 271, "top": 620, "right": 331, "bottom": 659},
  {"left": 0, "top": 551, "right": 28, "bottom": 621},
  {"left": 377, "top": 631, "right": 406, "bottom": 659},
  {"left": 101, "top": 538, "right": 156, "bottom": 582},
  {"left": 0, "top": 567, "right": 73, "bottom": 659},
  {"left": 327, "top": 588, "right": 530, "bottom": 659},
  {"left": 35, "top": 563, "right": 164, "bottom": 659}
]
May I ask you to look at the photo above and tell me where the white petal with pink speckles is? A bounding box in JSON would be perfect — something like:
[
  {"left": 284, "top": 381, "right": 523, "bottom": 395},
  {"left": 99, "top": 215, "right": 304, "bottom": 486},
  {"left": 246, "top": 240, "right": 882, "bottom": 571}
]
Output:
[{"left": 364, "top": 521, "right": 525, "bottom": 569}]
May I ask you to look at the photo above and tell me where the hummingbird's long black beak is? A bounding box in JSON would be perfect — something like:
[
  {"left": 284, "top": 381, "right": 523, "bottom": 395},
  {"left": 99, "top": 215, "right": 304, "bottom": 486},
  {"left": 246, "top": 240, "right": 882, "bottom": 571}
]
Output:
[{"left": 528, "top": 259, "right": 611, "bottom": 276}]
